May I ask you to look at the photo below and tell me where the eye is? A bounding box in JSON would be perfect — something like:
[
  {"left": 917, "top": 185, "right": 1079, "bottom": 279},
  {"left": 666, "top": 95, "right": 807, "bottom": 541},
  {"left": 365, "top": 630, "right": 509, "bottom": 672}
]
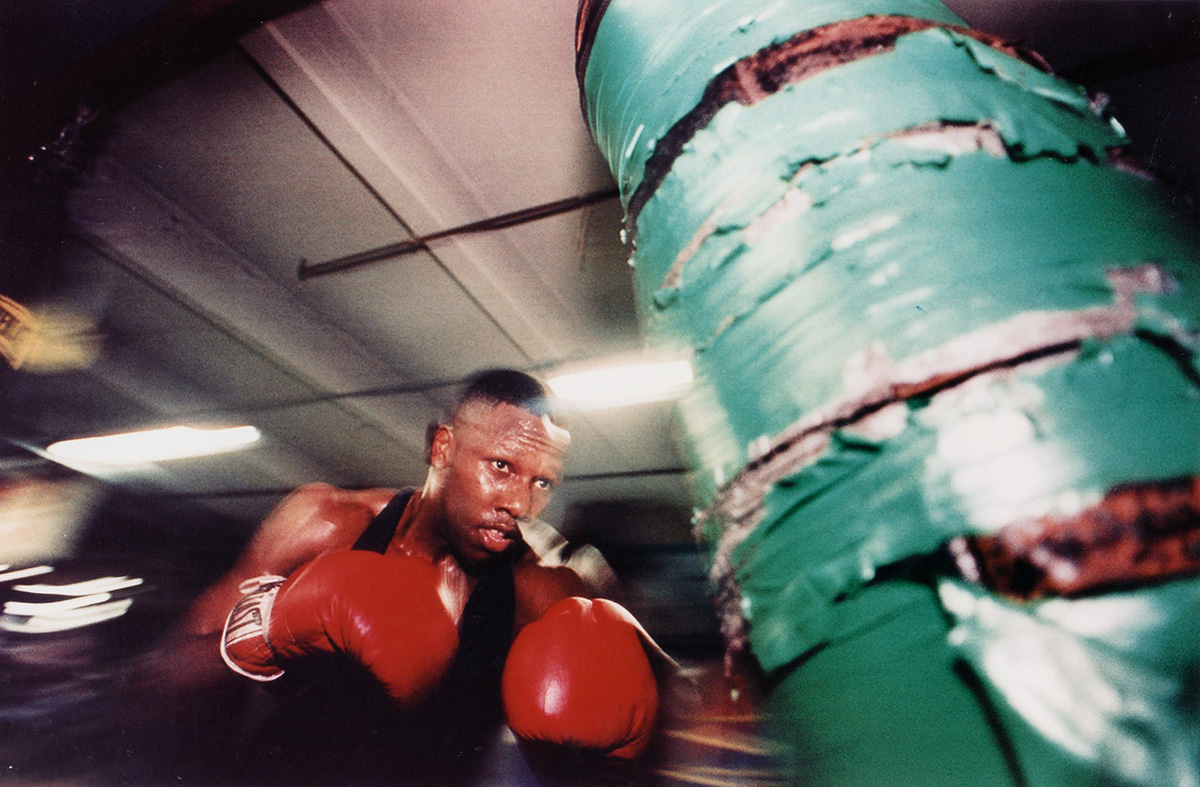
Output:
[
  {"left": 533, "top": 477, "right": 555, "bottom": 492},
  {"left": 491, "top": 459, "right": 510, "bottom": 472}
]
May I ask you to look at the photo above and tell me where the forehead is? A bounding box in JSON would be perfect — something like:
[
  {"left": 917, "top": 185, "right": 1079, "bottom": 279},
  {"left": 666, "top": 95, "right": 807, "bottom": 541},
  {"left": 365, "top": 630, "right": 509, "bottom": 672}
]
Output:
[{"left": 453, "top": 402, "right": 570, "bottom": 464}]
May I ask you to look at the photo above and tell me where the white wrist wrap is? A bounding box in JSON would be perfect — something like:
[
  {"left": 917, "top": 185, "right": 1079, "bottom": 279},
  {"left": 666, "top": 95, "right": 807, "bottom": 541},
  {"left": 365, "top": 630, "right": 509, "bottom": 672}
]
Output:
[{"left": 220, "top": 574, "right": 287, "bottom": 682}]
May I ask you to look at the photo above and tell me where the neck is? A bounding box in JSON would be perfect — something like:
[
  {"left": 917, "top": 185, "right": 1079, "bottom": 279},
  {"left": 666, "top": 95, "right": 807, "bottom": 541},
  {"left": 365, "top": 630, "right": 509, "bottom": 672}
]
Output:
[{"left": 385, "top": 482, "right": 448, "bottom": 562}]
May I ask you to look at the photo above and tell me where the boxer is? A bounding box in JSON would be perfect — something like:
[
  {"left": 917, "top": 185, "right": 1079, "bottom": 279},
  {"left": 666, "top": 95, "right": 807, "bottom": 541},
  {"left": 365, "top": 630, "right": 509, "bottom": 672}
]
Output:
[{"left": 185, "top": 370, "right": 662, "bottom": 783}]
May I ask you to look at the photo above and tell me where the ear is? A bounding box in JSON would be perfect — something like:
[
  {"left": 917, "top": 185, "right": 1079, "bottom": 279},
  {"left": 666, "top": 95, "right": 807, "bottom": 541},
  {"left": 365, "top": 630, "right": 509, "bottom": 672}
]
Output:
[{"left": 429, "top": 424, "right": 455, "bottom": 469}]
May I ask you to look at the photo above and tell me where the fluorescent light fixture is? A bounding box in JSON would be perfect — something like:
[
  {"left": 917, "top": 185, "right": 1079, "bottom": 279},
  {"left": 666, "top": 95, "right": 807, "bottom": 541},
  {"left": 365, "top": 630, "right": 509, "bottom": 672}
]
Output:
[
  {"left": 548, "top": 358, "right": 693, "bottom": 409},
  {"left": 46, "top": 425, "right": 261, "bottom": 466}
]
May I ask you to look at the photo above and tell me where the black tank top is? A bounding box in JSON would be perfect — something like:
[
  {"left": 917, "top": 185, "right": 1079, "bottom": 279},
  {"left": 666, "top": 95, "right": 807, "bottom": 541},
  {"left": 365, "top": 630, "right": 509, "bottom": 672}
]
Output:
[{"left": 350, "top": 490, "right": 414, "bottom": 553}]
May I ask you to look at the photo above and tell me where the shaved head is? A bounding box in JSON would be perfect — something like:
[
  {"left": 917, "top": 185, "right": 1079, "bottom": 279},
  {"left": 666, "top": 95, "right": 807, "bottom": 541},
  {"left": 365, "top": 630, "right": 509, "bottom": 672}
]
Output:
[{"left": 427, "top": 369, "right": 569, "bottom": 462}]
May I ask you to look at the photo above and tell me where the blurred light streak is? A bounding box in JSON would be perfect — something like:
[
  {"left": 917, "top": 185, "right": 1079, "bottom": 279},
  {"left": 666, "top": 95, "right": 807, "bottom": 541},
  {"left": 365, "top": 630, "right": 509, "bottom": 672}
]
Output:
[
  {"left": 46, "top": 425, "right": 261, "bottom": 466},
  {"left": 548, "top": 358, "right": 693, "bottom": 409},
  {"left": 0, "top": 565, "right": 54, "bottom": 583}
]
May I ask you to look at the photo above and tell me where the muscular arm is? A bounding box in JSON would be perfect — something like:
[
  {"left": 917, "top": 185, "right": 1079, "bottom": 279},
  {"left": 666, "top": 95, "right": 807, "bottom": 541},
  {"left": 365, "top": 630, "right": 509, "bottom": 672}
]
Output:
[
  {"left": 177, "top": 484, "right": 398, "bottom": 643},
  {"left": 139, "top": 486, "right": 405, "bottom": 735}
]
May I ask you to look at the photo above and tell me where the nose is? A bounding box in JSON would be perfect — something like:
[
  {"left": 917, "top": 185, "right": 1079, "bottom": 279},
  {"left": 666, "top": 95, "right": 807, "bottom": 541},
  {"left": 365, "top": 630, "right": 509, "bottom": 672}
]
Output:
[{"left": 497, "top": 479, "right": 531, "bottom": 521}]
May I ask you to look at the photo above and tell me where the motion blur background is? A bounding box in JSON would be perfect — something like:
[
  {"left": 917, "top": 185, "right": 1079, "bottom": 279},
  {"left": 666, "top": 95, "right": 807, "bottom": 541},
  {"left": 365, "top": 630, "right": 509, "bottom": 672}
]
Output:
[{"left": 1, "top": 0, "right": 1198, "bottom": 783}]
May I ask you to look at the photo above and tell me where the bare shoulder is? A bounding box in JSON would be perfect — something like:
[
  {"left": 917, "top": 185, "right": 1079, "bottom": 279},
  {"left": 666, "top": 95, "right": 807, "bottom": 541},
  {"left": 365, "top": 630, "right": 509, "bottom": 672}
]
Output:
[{"left": 246, "top": 483, "right": 399, "bottom": 575}]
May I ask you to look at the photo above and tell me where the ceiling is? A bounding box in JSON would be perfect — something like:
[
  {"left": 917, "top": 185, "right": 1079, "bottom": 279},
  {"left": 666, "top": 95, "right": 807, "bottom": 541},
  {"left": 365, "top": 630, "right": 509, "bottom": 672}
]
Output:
[{"left": 1, "top": 0, "right": 1198, "bottom": 551}]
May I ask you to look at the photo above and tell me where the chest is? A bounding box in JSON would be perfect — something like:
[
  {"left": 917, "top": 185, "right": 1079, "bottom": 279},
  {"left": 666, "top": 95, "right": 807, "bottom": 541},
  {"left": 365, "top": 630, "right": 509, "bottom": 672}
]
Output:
[{"left": 435, "top": 558, "right": 473, "bottom": 626}]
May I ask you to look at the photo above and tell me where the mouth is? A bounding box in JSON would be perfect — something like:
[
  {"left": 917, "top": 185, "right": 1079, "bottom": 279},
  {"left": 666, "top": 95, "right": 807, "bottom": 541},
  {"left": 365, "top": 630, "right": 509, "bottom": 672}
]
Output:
[{"left": 476, "top": 522, "right": 518, "bottom": 553}]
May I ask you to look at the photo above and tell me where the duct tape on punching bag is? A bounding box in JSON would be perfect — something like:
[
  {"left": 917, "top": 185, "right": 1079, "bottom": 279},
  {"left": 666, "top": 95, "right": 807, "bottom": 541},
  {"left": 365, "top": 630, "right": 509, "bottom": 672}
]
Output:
[{"left": 577, "top": 0, "right": 1200, "bottom": 784}]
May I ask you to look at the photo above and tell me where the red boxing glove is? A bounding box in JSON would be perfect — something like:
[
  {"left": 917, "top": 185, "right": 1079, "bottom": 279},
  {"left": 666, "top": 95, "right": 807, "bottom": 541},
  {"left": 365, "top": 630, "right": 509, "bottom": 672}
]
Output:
[
  {"left": 502, "top": 597, "right": 659, "bottom": 761},
  {"left": 222, "top": 551, "right": 458, "bottom": 706}
]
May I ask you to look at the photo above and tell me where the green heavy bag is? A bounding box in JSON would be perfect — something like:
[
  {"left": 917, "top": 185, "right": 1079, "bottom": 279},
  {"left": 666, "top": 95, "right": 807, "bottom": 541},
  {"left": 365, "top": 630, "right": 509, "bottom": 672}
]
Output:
[{"left": 576, "top": 1, "right": 1200, "bottom": 784}]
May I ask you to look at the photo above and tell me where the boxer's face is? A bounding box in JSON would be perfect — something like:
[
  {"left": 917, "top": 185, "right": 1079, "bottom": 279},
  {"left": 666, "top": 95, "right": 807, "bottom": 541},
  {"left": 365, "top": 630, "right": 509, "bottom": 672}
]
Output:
[{"left": 432, "top": 401, "right": 568, "bottom": 569}]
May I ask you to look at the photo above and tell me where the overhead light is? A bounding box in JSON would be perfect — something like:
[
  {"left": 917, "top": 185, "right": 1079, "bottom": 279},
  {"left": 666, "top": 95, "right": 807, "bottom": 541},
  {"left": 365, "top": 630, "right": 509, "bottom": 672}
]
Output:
[
  {"left": 548, "top": 358, "right": 693, "bottom": 409},
  {"left": 46, "top": 425, "right": 261, "bottom": 467}
]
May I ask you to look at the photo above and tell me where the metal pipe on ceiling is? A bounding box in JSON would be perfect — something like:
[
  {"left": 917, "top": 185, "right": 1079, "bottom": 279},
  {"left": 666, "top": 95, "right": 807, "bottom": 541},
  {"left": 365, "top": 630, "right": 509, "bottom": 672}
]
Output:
[{"left": 296, "top": 188, "right": 621, "bottom": 281}]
